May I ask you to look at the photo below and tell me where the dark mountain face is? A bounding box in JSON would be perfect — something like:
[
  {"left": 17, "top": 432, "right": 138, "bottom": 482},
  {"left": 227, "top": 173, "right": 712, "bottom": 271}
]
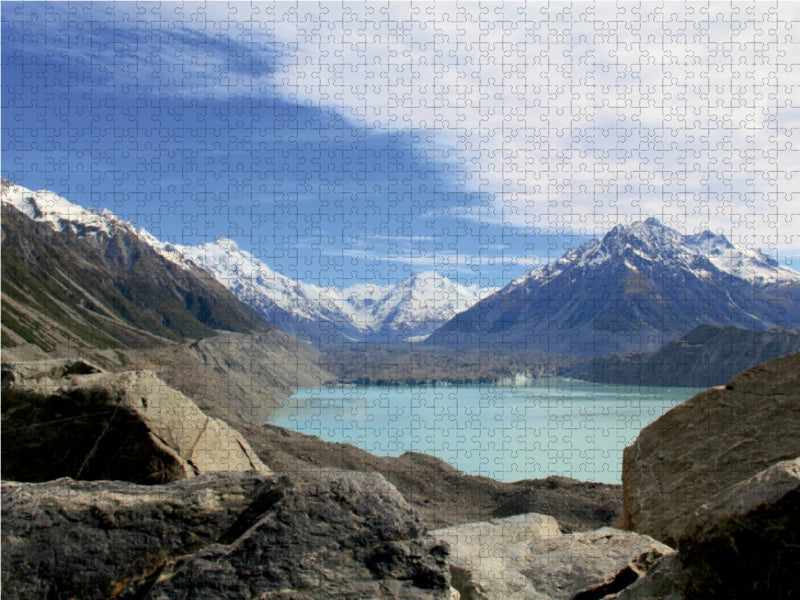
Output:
[
  {"left": 426, "top": 219, "right": 800, "bottom": 356},
  {"left": 570, "top": 325, "right": 800, "bottom": 387},
  {"left": 1, "top": 204, "right": 269, "bottom": 352}
]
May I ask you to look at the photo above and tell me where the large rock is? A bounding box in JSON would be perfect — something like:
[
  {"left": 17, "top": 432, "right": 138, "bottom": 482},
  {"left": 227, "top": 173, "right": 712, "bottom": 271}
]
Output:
[
  {"left": 677, "top": 457, "right": 800, "bottom": 598},
  {"left": 614, "top": 457, "right": 800, "bottom": 599},
  {"left": 2, "top": 470, "right": 453, "bottom": 599},
  {"left": 434, "top": 515, "right": 671, "bottom": 600},
  {"left": 620, "top": 351, "right": 800, "bottom": 545},
  {"left": 1, "top": 361, "right": 268, "bottom": 483},
  {"left": 1, "top": 473, "right": 270, "bottom": 599}
]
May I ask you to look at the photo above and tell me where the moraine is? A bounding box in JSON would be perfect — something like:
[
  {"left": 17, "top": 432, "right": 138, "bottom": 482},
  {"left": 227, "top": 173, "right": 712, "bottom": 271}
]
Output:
[{"left": 268, "top": 378, "right": 703, "bottom": 484}]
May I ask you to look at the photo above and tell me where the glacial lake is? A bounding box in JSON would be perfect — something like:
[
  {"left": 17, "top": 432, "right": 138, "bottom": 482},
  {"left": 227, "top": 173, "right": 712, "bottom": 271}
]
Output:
[{"left": 268, "top": 378, "right": 704, "bottom": 484}]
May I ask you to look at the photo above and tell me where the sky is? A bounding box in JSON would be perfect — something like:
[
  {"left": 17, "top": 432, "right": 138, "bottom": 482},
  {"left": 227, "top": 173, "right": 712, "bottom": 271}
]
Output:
[{"left": 2, "top": 2, "right": 800, "bottom": 287}]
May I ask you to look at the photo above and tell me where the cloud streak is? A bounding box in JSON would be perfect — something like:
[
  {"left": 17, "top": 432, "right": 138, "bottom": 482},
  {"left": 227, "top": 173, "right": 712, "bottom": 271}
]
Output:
[{"left": 245, "top": 2, "right": 800, "bottom": 249}]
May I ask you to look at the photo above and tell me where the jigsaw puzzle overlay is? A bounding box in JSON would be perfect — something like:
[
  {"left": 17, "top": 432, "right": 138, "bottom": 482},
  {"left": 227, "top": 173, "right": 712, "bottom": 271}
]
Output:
[{"left": 2, "top": 3, "right": 800, "bottom": 599}]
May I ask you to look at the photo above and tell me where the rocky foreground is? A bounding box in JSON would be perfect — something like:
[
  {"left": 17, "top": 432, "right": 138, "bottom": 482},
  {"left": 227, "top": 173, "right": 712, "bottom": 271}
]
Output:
[{"left": 2, "top": 353, "right": 799, "bottom": 598}]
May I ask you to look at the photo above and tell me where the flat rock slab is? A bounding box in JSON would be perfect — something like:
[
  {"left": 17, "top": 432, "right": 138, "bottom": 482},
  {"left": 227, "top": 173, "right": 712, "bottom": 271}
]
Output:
[
  {"left": 2, "top": 469, "right": 453, "bottom": 600},
  {"left": 1, "top": 363, "right": 268, "bottom": 483},
  {"left": 620, "top": 351, "right": 800, "bottom": 545},
  {"left": 435, "top": 516, "right": 672, "bottom": 600}
]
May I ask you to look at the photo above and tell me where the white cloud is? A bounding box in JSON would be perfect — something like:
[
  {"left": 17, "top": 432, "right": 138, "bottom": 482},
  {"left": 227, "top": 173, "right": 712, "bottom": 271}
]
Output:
[
  {"left": 120, "top": 2, "right": 800, "bottom": 253},
  {"left": 232, "top": 2, "right": 800, "bottom": 250}
]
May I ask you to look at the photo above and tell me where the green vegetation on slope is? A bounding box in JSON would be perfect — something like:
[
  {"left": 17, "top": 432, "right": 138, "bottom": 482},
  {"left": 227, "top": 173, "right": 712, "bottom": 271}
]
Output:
[{"left": 1, "top": 204, "right": 268, "bottom": 352}]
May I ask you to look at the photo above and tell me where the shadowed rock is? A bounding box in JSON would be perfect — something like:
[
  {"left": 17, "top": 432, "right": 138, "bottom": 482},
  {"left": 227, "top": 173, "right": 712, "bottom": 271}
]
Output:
[
  {"left": 1, "top": 362, "right": 268, "bottom": 483},
  {"left": 1, "top": 473, "right": 270, "bottom": 599},
  {"left": 677, "top": 457, "right": 800, "bottom": 599},
  {"left": 619, "top": 352, "right": 800, "bottom": 545},
  {"left": 2, "top": 470, "right": 454, "bottom": 600}
]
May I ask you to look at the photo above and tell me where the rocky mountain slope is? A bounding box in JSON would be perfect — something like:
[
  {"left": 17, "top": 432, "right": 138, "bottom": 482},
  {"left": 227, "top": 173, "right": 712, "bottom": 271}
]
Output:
[
  {"left": 1, "top": 181, "right": 265, "bottom": 354},
  {"left": 570, "top": 324, "right": 800, "bottom": 387},
  {"left": 1, "top": 181, "right": 332, "bottom": 417},
  {"left": 177, "top": 238, "right": 493, "bottom": 344},
  {"left": 427, "top": 218, "right": 800, "bottom": 356}
]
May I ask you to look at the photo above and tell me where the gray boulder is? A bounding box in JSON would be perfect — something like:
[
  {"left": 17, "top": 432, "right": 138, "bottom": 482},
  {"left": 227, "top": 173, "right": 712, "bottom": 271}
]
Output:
[
  {"left": 2, "top": 470, "right": 454, "bottom": 599},
  {"left": 677, "top": 457, "right": 800, "bottom": 599},
  {"left": 619, "top": 351, "right": 800, "bottom": 545},
  {"left": 1, "top": 362, "right": 268, "bottom": 483},
  {"left": 434, "top": 515, "right": 672, "bottom": 600},
  {"left": 1, "top": 473, "right": 270, "bottom": 599},
  {"left": 614, "top": 457, "right": 800, "bottom": 599}
]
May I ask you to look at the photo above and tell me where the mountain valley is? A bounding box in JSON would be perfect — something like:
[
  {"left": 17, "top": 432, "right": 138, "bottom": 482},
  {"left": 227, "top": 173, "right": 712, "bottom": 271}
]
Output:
[{"left": 5, "top": 181, "right": 800, "bottom": 390}]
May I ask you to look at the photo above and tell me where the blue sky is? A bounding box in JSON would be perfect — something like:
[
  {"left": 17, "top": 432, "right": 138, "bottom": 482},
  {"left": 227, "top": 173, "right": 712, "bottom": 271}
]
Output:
[{"left": 3, "top": 2, "right": 799, "bottom": 287}]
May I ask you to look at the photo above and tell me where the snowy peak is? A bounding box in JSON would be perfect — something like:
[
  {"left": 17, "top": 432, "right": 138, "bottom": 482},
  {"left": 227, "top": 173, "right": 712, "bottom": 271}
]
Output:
[
  {"left": 516, "top": 217, "right": 800, "bottom": 289},
  {"left": 0, "top": 179, "right": 192, "bottom": 267},
  {"left": 430, "top": 215, "right": 800, "bottom": 356},
  {"left": 351, "top": 270, "right": 493, "bottom": 337},
  {"left": 177, "top": 237, "right": 493, "bottom": 343},
  {"left": 1, "top": 180, "right": 120, "bottom": 237},
  {"left": 684, "top": 230, "right": 735, "bottom": 253}
]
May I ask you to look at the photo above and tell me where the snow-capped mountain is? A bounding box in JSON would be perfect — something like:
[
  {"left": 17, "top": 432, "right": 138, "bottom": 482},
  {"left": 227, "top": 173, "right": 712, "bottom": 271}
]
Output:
[
  {"left": 177, "top": 239, "right": 493, "bottom": 344},
  {"left": 427, "top": 217, "right": 800, "bottom": 356},
  {"left": 0, "top": 180, "right": 189, "bottom": 266},
  {"left": 0, "top": 181, "right": 493, "bottom": 345},
  {"left": 0, "top": 180, "right": 274, "bottom": 347},
  {"left": 175, "top": 238, "right": 366, "bottom": 343}
]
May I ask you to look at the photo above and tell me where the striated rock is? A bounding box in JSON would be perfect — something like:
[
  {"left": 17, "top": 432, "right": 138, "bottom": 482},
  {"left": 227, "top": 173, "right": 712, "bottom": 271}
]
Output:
[
  {"left": 434, "top": 516, "right": 671, "bottom": 600},
  {"left": 1, "top": 362, "right": 268, "bottom": 483},
  {"left": 677, "top": 457, "right": 800, "bottom": 599},
  {"left": 150, "top": 469, "right": 451, "bottom": 599},
  {"left": 1, "top": 470, "right": 453, "bottom": 599},
  {"left": 1, "top": 473, "right": 271, "bottom": 599},
  {"left": 620, "top": 352, "right": 800, "bottom": 545}
]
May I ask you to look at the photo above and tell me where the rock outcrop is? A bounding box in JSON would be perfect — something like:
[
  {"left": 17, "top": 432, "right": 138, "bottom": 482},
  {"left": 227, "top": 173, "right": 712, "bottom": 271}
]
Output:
[
  {"left": 435, "top": 515, "right": 672, "bottom": 600},
  {"left": 1, "top": 470, "right": 454, "bottom": 600},
  {"left": 1, "top": 361, "right": 268, "bottom": 483},
  {"left": 677, "top": 457, "right": 800, "bottom": 599},
  {"left": 571, "top": 324, "right": 800, "bottom": 387},
  {"left": 619, "top": 351, "right": 800, "bottom": 545}
]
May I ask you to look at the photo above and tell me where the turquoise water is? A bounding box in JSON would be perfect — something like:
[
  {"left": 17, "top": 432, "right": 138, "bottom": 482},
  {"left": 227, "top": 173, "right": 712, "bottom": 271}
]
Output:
[{"left": 268, "top": 378, "right": 702, "bottom": 484}]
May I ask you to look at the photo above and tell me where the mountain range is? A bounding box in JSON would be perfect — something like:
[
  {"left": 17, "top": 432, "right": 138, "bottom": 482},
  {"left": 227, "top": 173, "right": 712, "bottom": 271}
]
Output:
[
  {"left": 426, "top": 217, "right": 800, "bottom": 355},
  {"left": 176, "top": 239, "right": 494, "bottom": 344},
  {"left": 0, "top": 180, "right": 494, "bottom": 346},
  {"left": 4, "top": 181, "right": 800, "bottom": 360}
]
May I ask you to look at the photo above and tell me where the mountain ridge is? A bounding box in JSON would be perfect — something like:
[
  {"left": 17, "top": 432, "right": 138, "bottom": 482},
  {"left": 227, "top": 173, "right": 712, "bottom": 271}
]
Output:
[
  {"left": 1, "top": 181, "right": 265, "bottom": 353},
  {"left": 569, "top": 324, "right": 800, "bottom": 387},
  {"left": 175, "top": 238, "right": 496, "bottom": 345},
  {"left": 426, "top": 218, "right": 800, "bottom": 356}
]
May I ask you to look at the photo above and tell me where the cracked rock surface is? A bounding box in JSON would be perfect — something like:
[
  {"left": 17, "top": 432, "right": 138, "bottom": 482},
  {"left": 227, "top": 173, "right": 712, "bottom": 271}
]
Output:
[
  {"left": 1, "top": 470, "right": 453, "bottom": 599},
  {"left": 434, "top": 516, "right": 672, "bottom": 600},
  {"left": 1, "top": 362, "right": 268, "bottom": 483}
]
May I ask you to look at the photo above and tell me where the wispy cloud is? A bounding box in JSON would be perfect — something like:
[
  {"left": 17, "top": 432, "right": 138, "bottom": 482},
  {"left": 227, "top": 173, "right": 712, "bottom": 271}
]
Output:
[{"left": 237, "top": 2, "right": 800, "bottom": 249}]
